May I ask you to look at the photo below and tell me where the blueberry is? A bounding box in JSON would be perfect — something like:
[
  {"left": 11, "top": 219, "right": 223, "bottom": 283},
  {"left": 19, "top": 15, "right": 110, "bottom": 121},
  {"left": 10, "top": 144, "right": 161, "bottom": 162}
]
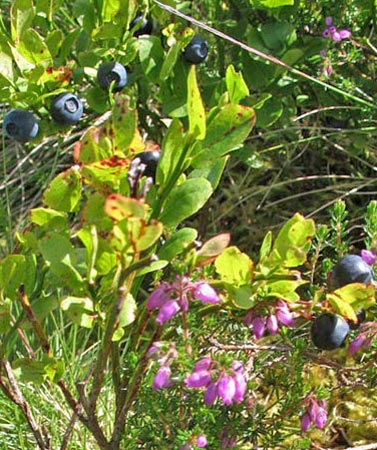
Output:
[
  {"left": 129, "top": 13, "right": 153, "bottom": 37},
  {"left": 182, "top": 35, "right": 209, "bottom": 65},
  {"left": 50, "top": 92, "right": 83, "bottom": 125},
  {"left": 311, "top": 312, "right": 350, "bottom": 350},
  {"left": 3, "top": 109, "right": 38, "bottom": 142},
  {"left": 132, "top": 150, "right": 160, "bottom": 180},
  {"left": 330, "top": 254, "right": 374, "bottom": 290},
  {"left": 97, "top": 62, "right": 128, "bottom": 92}
]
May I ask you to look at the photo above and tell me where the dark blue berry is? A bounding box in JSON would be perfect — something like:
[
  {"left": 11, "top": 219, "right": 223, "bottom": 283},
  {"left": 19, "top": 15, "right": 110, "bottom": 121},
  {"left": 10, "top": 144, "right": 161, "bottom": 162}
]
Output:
[
  {"left": 3, "top": 109, "right": 38, "bottom": 142},
  {"left": 133, "top": 151, "right": 160, "bottom": 180},
  {"left": 330, "top": 254, "right": 374, "bottom": 290},
  {"left": 182, "top": 35, "right": 209, "bottom": 65},
  {"left": 97, "top": 62, "right": 128, "bottom": 92},
  {"left": 129, "top": 14, "right": 153, "bottom": 37},
  {"left": 311, "top": 313, "right": 350, "bottom": 350},
  {"left": 50, "top": 92, "right": 83, "bottom": 125}
]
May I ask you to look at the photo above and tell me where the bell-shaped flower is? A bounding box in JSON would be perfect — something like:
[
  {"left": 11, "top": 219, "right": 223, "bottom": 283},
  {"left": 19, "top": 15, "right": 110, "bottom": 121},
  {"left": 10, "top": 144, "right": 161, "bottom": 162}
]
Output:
[
  {"left": 153, "top": 366, "right": 171, "bottom": 390},
  {"left": 184, "top": 370, "right": 211, "bottom": 388},
  {"left": 194, "top": 282, "right": 220, "bottom": 304},
  {"left": 147, "top": 285, "right": 169, "bottom": 309},
  {"left": 252, "top": 316, "right": 265, "bottom": 339},
  {"left": 232, "top": 371, "right": 247, "bottom": 403},
  {"left": 217, "top": 375, "right": 236, "bottom": 406},
  {"left": 204, "top": 381, "right": 218, "bottom": 407},
  {"left": 276, "top": 300, "right": 294, "bottom": 327},
  {"left": 300, "top": 413, "right": 312, "bottom": 432},
  {"left": 156, "top": 300, "right": 180, "bottom": 324},
  {"left": 267, "top": 314, "right": 279, "bottom": 335}
]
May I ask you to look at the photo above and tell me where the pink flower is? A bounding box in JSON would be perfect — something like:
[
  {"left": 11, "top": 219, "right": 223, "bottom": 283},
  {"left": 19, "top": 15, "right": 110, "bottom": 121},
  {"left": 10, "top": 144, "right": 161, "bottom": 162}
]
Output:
[
  {"left": 184, "top": 370, "right": 211, "bottom": 388},
  {"left": 204, "top": 381, "right": 218, "bottom": 406},
  {"left": 361, "top": 249, "right": 376, "bottom": 266},
  {"left": 233, "top": 372, "right": 247, "bottom": 403},
  {"left": 156, "top": 300, "right": 180, "bottom": 324},
  {"left": 267, "top": 314, "right": 278, "bottom": 335},
  {"left": 196, "top": 435, "right": 207, "bottom": 448},
  {"left": 194, "top": 283, "right": 220, "bottom": 304},
  {"left": 252, "top": 316, "right": 265, "bottom": 339},
  {"left": 153, "top": 366, "right": 171, "bottom": 390},
  {"left": 300, "top": 413, "right": 311, "bottom": 432},
  {"left": 322, "top": 16, "right": 351, "bottom": 42},
  {"left": 148, "top": 276, "right": 220, "bottom": 324},
  {"left": 194, "top": 357, "right": 213, "bottom": 372},
  {"left": 217, "top": 375, "right": 236, "bottom": 406},
  {"left": 276, "top": 300, "right": 294, "bottom": 327},
  {"left": 348, "top": 334, "right": 367, "bottom": 355}
]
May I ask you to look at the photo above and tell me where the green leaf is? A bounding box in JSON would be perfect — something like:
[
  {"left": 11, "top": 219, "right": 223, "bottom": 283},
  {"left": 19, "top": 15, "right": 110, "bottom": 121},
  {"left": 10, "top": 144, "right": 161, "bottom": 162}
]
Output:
[
  {"left": 328, "top": 284, "right": 376, "bottom": 322},
  {"left": 16, "top": 29, "right": 52, "bottom": 64},
  {"left": 61, "top": 296, "right": 95, "bottom": 328},
  {"left": 188, "top": 157, "right": 228, "bottom": 190},
  {"left": 81, "top": 156, "right": 129, "bottom": 193},
  {"left": 260, "top": 22, "right": 296, "bottom": 51},
  {"left": 158, "top": 228, "right": 198, "bottom": 261},
  {"left": 215, "top": 246, "right": 253, "bottom": 285},
  {"left": 0, "top": 255, "right": 36, "bottom": 298},
  {"left": 101, "top": 0, "right": 120, "bottom": 22},
  {"left": 263, "top": 279, "right": 307, "bottom": 303},
  {"left": 11, "top": 0, "right": 35, "bottom": 42},
  {"left": 112, "top": 293, "right": 137, "bottom": 341},
  {"left": 111, "top": 96, "right": 138, "bottom": 152},
  {"left": 187, "top": 65, "right": 206, "bottom": 139},
  {"left": 259, "top": 231, "right": 272, "bottom": 261},
  {"left": 39, "top": 232, "right": 84, "bottom": 289},
  {"left": 226, "top": 64, "right": 249, "bottom": 104},
  {"left": 0, "top": 299, "right": 12, "bottom": 333},
  {"left": 136, "top": 260, "right": 169, "bottom": 277},
  {"left": 255, "top": 97, "right": 283, "bottom": 128},
  {"left": 231, "top": 285, "right": 255, "bottom": 309},
  {"left": 192, "top": 104, "right": 256, "bottom": 164},
  {"left": 13, "top": 356, "right": 64, "bottom": 384},
  {"left": 30, "top": 208, "right": 67, "bottom": 230},
  {"left": 159, "top": 178, "right": 213, "bottom": 229},
  {"left": 85, "top": 87, "right": 109, "bottom": 113},
  {"left": 139, "top": 36, "right": 165, "bottom": 81},
  {"left": 157, "top": 119, "right": 185, "bottom": 186},
  {"left": 249, "top": 0, "right": 294, "bottom": 7},
  {"left": 159, "top": 41, "right": 182, "bottom": 81},
  {"left": 43, "top": 166, "right": 82, "bottom": 212},
  {"left": 270, "top": 213, "right": 316, "bottom": 267}
]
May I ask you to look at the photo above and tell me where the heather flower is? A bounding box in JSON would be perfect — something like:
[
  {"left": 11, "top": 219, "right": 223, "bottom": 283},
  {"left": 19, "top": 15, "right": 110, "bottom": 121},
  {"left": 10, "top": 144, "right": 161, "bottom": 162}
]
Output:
[
  {"left": 348, "top": 322, "right": 377, "bottom": 355},
  {"left": 276, "top": 300, "right": 295, "bottom": 327},
  {"left": 156, "top": 299, "right": 180, "bottom": 324},
  {"left": 361, "top": 249, "right": 377, "bottom": 266},
  {"left": 252, "top": 316, "right": 265, "bottom": 339},
  {"left": 217, "top": 375, "right": 236, "bottom": 406},
  {"left": 147, "top": 276, "right": 220, "bottom": 325},
  {"left": 153, "top": 366, "right": 171, "bottom": 390},
  {"left": 300, "top": 394, "right": 328, "bottom": 432},
  {"left": 185, "top": 358, "right": 247, "bottom": 407},
  {"left": 322, "top": 17, "right": 351, "bottom": 42},
  {"left": 196, "top": 435, "right": 207, "bottom": 448},
  {"left": 266, "top": 314, "right": 278, "bottom": 335},
  {"left": 184, "top": 370, "right": 211, "bottom": 388}
]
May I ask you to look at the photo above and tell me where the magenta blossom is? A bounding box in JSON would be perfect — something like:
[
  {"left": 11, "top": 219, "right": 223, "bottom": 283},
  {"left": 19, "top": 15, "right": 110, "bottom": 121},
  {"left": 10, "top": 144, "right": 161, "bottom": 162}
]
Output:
[
  {"left": 322, "top": 16, "right": 351, "bottom": 42},
  {"left": 148, "top": 341, "right": 178, "bottom": 390},
  {"left": 348, "top": 322, "right": 377, "bottom": 355},
  {"left": 184, "top": 357, "right": 247, "bottom": 407},
  {"left": 361, "top": 249, "right": 377, "bottom": 266},
  {"left": 300, "top": 394, "right": 328, "bottom": 432},
  {"left": 147, "top": 276, "right": 220, "bottom": 324},
  {"left": 245, "top": 300, "right": 295, "bottom": 339},
  {"left": 153, "top": 366, "right": 171, "bottom": 390},
  {"left": 196, "top": 435, "right": 207, "bottom": 448}
]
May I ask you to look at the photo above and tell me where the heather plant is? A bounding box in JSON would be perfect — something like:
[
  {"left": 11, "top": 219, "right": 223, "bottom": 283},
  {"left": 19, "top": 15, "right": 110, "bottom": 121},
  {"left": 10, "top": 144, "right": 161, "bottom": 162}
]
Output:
[{"left": 1, "top": 0, "right": 377, "bottom": 449}]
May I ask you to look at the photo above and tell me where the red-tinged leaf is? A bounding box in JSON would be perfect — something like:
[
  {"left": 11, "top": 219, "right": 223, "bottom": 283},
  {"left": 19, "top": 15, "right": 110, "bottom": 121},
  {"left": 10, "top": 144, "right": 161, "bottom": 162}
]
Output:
[
  {"left": 104, "top": 195, "right": 147, "bottom": 221},
  {"left": 196, "top": 233, "right": 231, "bottom": 266}
]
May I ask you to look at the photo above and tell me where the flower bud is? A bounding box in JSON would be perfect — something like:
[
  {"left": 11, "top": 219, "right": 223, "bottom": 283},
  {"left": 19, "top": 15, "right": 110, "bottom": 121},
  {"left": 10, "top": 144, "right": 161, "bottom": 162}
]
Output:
[
  {"left": 196, "top": 435, "right": 207, "bottom": 448},
  {"left": 194, "top": 282, "right": 220, "bottom": 304},
  {"left": 153, "top": 366, "right": 171, "bottom": 390},
  {"left": 267, "top": 314, "right": 279, "bottom": 335},
  {"left": 252, "top": 316, "right": 265, "bottom": 339},
  {"left": 217, "top": 375, "right": 236, "bottom": 406},
  {"left": 184, "top": 370, "right": 211, "bottom": 388}
]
